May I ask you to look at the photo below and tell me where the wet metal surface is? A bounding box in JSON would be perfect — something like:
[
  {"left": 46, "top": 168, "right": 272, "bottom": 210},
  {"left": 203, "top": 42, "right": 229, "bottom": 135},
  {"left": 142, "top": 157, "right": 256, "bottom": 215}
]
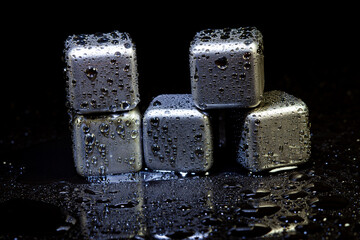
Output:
[{"left": 143, "top": 94, "right": 213, "bottom": 172}]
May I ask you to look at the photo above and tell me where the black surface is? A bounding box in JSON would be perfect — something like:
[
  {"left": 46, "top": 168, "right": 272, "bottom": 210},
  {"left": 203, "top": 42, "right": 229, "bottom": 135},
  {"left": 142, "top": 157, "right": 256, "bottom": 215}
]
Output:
[{"left": 1, "top": 6, "right": 360, "bottom": 239}]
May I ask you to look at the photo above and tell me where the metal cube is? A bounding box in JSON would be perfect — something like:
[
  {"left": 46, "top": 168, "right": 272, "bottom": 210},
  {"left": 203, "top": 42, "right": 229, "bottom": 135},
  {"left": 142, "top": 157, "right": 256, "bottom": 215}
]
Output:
[
  {"left": 189, "top": 27, "right": 264, "bottom": 110},
  {"left": 234, "top": 91, "right": 311, "bottom": 172},
  {"left": 72, "top": 107, "right": 142, "bottom": 177},
  {"left": 64, "top": 30, "right": 140, "bottom": 114},
  {"left": 143, "top": 94, "right": 213, "bottom": 172}
]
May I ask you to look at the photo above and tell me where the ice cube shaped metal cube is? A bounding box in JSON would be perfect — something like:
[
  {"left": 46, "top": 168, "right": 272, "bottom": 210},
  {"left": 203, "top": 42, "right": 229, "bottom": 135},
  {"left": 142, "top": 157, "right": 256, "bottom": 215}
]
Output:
[
  {"left": 143, "top": 94, "right": 213, "bottom": 172},
  {"left": 234, "top": 91, "right": 311, "bottom": 172},
  {"left": 64, "top": 30, "right": 140, "bottom": 114},
  {"left": 190, "top": 27, "right": 264, "bottom": 110},
  {"left": 72, "top": 107, "right": 142, "bottom": 177}
]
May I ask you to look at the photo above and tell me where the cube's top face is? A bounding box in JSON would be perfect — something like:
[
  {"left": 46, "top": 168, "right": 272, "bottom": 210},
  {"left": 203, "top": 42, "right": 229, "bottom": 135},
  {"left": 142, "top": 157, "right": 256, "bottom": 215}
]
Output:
[
  {"left": 246, "top": 91, "right": 309, "bottom": 120},
  {"left": 189, "top": 27, "right": 264, "bottom": 109},
  {"left": 64, "top": 31, "right": 139, "bottom": 114},
  {"left": 143, "top": 94, "right": 213, "bottom": 172},
  {"left": 240, "top": 91, "right": 311, "bottom": 171},
  {"left": 148, "top": 94, "right": 199, "bottom": 111},
  {"left": 72, "top": 107, "right": 142, "bottom": 176},
  {"left": 190, "top": 27, "right": 263, "bottom": 49}
]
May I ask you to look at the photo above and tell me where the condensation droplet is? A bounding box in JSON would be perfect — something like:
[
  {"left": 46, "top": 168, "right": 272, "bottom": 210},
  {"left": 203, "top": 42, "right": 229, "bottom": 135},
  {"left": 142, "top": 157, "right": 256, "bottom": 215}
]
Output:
[
  {"left": 131, "top": 130, "right": 139, "bottom": 139},
  {"left": 215, "top": 56, "right": 228, "bottom": 70},
  {"left": 84, "top": 133, "right": 95, "bottom": 146},
  {"left": 85, "top": 66, "right": 97, "bottom": 80}
]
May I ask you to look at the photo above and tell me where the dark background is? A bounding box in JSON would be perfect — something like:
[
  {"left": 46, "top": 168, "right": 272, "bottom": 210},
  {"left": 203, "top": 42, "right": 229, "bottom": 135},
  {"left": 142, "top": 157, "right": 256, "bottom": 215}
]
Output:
[
  {"left": 1, "top": 4, "right": 360, "bottom": 239},
  {"left": 1, "top": 5, "right": 359, "bottom": 166}
]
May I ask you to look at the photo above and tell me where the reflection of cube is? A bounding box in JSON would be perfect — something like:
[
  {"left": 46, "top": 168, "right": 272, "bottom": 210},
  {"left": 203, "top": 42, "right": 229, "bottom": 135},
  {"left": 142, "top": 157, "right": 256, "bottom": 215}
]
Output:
[
  {"left": 72, "top": 107, "right": 142, "bottom": 177},
  {"left": 144, "top": 177, "right": 213, "bottom": 237},
  {"left": 64, "top": 30, "right": 140, "bottom": 114},
  {"left": 79, "top": 181, "right": 145, "bottom": 239},
  {"left": 189, "top": 27, "right": 264, "bottom": 110},
  {"left": 234, "top": 91, "right": 311, "bottom": 172},
  {"left": 143, "top": 94, "right": 213, "bottom": 172}
]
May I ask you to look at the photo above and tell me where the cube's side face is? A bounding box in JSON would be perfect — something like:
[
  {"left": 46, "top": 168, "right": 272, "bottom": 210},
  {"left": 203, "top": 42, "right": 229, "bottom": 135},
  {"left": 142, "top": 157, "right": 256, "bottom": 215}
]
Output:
[
  {"left": 190, "top": 28, "right": 264, "bottom": 110},
  {"left": 72, "top": 108, "right": 142, "bottom": 177},
  {"left": 65, "top": 33, "right": 139, "bottom": 114},
  {"left": 239, "top": 103, "right": 311, "bottom": 172},
  {"left": 143, "top": 108, "right": 213, "bottom": 172}
]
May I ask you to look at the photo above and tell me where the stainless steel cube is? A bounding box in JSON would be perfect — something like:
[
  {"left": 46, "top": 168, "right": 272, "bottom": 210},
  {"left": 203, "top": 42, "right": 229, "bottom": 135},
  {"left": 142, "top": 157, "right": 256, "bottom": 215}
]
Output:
[
  {"left": 189, "top": 27, "right": 264, "bottom": 110},
  {"left": 72, "top": 107, "right": 142, "bottom": 177},
  {"left": 64, "top": 30, "right": 140, "bottom": 114},
  {"left": 143, "top": 94, "right": 213, "bottom": 172},
  {"left": 234, "top": 91, "right": 311, "bottom": 172}
]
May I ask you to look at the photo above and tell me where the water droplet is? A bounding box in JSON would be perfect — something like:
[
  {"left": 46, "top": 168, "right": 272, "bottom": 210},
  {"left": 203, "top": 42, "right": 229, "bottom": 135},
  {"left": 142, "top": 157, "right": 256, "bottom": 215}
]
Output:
[
  {"left": 82, "top": 125, "right": 90, "bottom": 133},
  {"left": 152, "top": 144, "right": 160, "bottom": 153},
  {"left": 150, "top": 117, "right": 160, "bottom": 127},
  {"left": 244, "top": 39, "right": 253, "bottom": 45},
  {"left": 243, "top": 52, "right": 252, "bottom": 59},
  {"left": 239, "top": 72, "right": 246, "bottom": 80},
  {"left": 99, "top": 165, "right": 105, "bottom": 175},
  {"left": 84, "top": 133, "right": 95, "bottom": 145},
  {"left": 227, "top": 223, "right": 271, "bottom": 238},
  {"left": 201, "top": 216, "right": 223, "bottom": 226},
  {"left": 241, "top": 203, "right": 281, "bottom": 217},
  {"left": 194, "top": 133, "right": 202, "bottom": 141},
  {"left": 289, "top": 172, "right": 310, "bottom": 181},
  {"left": 153, "top": 100, "right": 162, "bottom": 106},
  {"left": 80, "top": 101, "right": 89, "bottom": 109},
  {"left": 99, "top": 123, "right": 109, "bottom": 134},
  {"left": 109, "top": 105, "right": 117, "bottom": 112},
  {"left": 116, "top": 125, "right": 125, "bottom": 139},
  {"left": 166, "top": 230, "right": 195, "bottom": 239},
  {"left": 108, "top": 200, "right": 138, "bottom": 209},
  {"left": 122, "top": 101, "right": 130, "bottom": 110},
  {"left": 215, "top": 56, "right": 228, "bottom": 70},
  {"left": 91, "top": 156, "right": 98, "bottom": 165},
  {"left": 162, "top": 124, "right": 168, "bottom": 133},
  {"left": 195, "top": 147, "right": 204, "bottom": 157},
  {"left": 244, "top": 61, "right": 251, "bottom": 70},
  {"left": 282, "top": 190, "right": 308, "bottom": 200},
  {"left": 244, "top": 188, "right": 271, "bottom": 199},
  {"left": 85, "top": 66, "right": 97, "bottom": 80},
  {"left": 130, "top": 130, "right": 138, "bottom": 139},
  {"left": 123, "top": 64, "right": 130, "bottom": 72},
  {"left": 98, "top": 144, "right": 106, "bottom": 153}
]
